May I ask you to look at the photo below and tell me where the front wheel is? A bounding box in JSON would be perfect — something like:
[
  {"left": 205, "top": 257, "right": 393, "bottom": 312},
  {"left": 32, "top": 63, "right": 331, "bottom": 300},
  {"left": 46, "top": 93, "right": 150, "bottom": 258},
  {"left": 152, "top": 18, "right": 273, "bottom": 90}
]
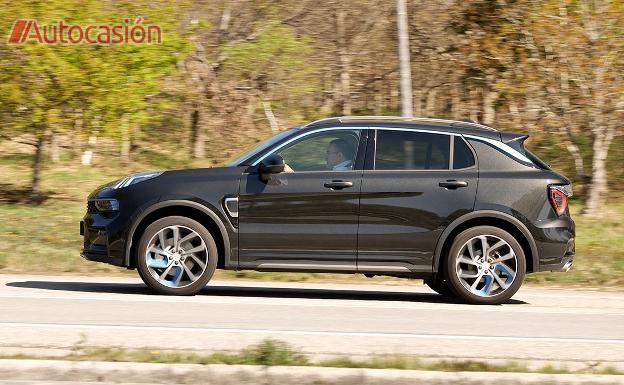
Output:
[
  {"left": 137, "top": 216, "right": 217, "bottom": 295},
  {"left": 444, "top": 226, "right": 526, "bottom": 305}
]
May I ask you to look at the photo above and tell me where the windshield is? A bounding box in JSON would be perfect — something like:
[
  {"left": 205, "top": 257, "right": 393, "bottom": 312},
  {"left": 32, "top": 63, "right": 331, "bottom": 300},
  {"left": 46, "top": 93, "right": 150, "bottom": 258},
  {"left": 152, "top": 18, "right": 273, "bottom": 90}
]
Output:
[{"left": 225, "top": 127, "right": 301, "bottom": 167}]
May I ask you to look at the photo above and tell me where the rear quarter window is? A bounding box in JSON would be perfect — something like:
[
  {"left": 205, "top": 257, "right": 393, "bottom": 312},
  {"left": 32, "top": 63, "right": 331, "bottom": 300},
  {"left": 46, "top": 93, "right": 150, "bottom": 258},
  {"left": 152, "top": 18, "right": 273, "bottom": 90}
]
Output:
[{"left": 453, "top": 136, "right": 475, "bottom": 169}]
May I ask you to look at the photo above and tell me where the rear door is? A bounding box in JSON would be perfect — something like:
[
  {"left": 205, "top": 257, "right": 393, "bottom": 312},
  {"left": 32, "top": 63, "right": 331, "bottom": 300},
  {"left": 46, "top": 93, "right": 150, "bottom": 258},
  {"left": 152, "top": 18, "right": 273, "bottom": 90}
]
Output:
[{"left": 357, "top": 129, "right": 478, "bottom": 273}]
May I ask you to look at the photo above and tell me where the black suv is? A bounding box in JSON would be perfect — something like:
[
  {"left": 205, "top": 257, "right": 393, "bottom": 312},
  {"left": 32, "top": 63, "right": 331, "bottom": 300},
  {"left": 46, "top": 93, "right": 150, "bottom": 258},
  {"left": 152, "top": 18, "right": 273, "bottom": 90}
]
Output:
[{"left": 81, "top": 116, "right": 575, "bottom": 304}]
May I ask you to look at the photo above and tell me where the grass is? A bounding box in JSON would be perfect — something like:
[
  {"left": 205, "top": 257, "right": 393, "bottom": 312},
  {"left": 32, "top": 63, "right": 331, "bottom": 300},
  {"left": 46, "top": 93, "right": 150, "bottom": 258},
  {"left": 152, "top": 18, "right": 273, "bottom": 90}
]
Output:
[
  {"left": 0, "top": 145, "right": 623, "bottom": 287},
  {"left": 1, "top": 338, "right": 622, "bottom": 375}
]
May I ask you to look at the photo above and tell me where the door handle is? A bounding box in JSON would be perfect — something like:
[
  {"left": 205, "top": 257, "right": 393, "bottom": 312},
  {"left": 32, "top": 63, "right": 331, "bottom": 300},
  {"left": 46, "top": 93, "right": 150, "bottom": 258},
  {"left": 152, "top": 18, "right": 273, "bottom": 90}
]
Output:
[
  {"left": 439, "top": 180, "right": 468, "bottom": 189},
  {"left": 324, "top": 180, "right": 353, "bottom": 190}
]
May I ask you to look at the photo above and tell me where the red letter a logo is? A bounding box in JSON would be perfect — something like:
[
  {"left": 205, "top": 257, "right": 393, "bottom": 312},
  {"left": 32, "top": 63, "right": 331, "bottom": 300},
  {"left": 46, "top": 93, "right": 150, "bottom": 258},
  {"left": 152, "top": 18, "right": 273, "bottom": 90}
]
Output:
[{"left": 8, "top": 19, "right": 28, "bottom": 44}]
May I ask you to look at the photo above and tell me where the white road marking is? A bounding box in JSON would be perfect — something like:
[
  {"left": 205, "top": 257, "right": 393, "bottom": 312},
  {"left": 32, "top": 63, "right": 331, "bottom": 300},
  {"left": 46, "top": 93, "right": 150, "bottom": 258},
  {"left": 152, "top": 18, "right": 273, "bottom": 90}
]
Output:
[{"left": 1, "top": 322, "right": 623, "bottom": 345}]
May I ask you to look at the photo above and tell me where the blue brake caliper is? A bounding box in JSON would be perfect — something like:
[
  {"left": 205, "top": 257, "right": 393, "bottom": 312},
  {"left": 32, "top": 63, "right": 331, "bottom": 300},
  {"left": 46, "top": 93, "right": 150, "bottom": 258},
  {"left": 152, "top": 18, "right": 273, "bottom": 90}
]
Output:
[
  {"left": 478, "top": 275, "right": 494, "bottom": 296},
  {"left": 493, "top": 264, "right": 515, "bottom": 287}
]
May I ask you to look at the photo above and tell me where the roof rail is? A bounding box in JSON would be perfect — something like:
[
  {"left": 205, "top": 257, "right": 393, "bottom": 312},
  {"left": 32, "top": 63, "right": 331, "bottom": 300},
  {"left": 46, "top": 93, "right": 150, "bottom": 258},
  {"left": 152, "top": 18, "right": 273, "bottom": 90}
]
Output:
[{"left": 304, "top": 116, "right": 497, "bottom": 131}]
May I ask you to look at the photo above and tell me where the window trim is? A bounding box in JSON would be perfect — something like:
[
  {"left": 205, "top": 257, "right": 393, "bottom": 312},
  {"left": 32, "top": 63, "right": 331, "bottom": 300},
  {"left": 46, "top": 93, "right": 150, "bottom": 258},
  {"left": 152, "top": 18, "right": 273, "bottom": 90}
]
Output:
[
  {"left": 370, "top": 128, "right": 454, "bottom": 172},
  {"left": 463, "top": 134, "right": 532, "bottom": 165},
  {"left": 251, "top": 127, "right": 368, "bottom": 172},
  {"left": 251, "top": 125, "right": 529, "bottom": 172}
]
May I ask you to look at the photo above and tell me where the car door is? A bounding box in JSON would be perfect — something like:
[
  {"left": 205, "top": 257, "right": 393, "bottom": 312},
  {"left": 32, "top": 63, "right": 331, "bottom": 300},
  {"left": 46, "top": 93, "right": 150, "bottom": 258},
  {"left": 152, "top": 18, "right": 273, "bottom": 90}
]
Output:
[
  {"left": 238, "top": 128, "right": 367, "bottom": 271},
  {"left": 357, "top": 129, "right": 478, "bottom": 273}
]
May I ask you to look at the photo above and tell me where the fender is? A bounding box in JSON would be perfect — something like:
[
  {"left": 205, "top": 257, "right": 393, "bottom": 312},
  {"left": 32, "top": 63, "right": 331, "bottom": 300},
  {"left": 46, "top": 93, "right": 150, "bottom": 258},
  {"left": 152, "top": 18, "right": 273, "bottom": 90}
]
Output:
[
  {"left": 432, "top": 210, "right": 539, "bottom": 273},
  {"left": 124, "top": 199, "right": 232, "bottom": 267}
]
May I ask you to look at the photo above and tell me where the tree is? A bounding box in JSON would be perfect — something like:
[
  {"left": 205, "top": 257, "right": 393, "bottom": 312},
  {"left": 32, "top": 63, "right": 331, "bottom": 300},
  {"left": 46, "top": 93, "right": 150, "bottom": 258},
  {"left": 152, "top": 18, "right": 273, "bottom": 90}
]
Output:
[
  {"left": 0, "top": 0, "right": 191, "bottom": 200},
  {"left": 396, "top": 0, "right": 413, "bottom": 117},
  {"left": 516, "top": 0, "right": 623, "bottom": 215},
  {"left": 219, "top": 20, "right": 319, "bottom": 128}
]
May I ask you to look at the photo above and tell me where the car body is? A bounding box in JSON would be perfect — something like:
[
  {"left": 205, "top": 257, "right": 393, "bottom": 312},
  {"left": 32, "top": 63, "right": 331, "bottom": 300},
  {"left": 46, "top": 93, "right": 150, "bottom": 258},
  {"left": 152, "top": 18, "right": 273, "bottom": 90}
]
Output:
[{"left": 81, "top": 116, "right": 575, "bottom": 304}]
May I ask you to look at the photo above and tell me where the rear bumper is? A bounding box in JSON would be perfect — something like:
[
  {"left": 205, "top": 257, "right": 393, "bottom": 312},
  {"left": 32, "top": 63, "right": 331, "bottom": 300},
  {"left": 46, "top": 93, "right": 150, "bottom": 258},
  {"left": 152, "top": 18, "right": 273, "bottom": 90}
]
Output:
[
  {"left": 533, "top": 216, "right": 575, "bottom": 273},
  {"left": 539, "top": 248, "right": 574, "bottom": 272}
]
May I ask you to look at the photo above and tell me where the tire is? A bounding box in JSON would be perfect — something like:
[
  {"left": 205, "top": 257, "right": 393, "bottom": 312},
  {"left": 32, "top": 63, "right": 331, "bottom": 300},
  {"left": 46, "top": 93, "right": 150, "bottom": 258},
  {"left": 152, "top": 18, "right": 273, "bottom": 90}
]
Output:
[
  {"left": 137, "top": 216, "right": 217, "bottom": 295},
  {"left": 425, "top": 276, "right": 455, "bottom": 297},
  {"left": 444, "top": 226, "right": 526, "bottom": 305}
]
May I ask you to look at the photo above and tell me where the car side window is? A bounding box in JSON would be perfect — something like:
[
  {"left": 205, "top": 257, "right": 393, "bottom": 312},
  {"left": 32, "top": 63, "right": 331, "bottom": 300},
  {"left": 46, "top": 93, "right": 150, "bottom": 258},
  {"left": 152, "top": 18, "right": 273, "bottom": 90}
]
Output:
[
  {"left": 276, "top": 130, "right": 361, "bottom": 172},
  {"left": 453, "top": 136, "right": 475, "bottom": 169},
  {"left": 374, "top": 130, "right": 450, "bottom": 170}
]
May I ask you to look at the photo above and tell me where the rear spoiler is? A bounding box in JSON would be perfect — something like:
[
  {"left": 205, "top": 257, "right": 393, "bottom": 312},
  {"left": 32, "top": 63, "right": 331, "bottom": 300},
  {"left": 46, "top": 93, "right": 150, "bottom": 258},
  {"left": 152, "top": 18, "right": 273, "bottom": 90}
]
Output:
[
  {"left": 500, "top": 132, "right": 551, "bottom": 170},
  {"left": 500, "top": 132, "right": 529, "bottom": 153}
]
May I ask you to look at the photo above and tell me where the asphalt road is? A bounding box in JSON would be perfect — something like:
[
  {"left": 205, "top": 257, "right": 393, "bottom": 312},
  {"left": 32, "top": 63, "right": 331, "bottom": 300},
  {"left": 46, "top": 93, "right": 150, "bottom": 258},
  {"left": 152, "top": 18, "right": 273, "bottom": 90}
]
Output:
[{"left": 0, "top": 274, "right": 623, "bottom": 364}]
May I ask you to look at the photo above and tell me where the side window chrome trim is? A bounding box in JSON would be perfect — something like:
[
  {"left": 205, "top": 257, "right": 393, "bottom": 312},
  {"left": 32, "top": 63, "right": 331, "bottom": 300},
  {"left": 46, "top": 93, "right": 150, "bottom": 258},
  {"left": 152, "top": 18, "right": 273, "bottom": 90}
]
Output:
[
  {"left": 462, "top": 134, "right": 533, "bottom": 164},
  {"left": 251, "top": 126, "right": 368, "bottom": 166},
  {"left": 372, "top": 127, "right": 454, "bottom": 171},
  {"left": 374, "top": 128, "right": 531, "bottom": 167},
  {"left": 252, "top": 125, "right": 531, "bottom": 168}
]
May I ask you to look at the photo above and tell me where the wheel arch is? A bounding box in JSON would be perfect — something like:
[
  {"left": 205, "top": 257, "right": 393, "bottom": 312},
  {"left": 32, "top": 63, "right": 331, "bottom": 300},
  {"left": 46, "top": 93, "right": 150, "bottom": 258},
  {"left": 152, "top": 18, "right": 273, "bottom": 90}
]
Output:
[
  {"left": 125, "top": 200, "right": 231, "bottom": 269},
  {"left": 433, "top": 210, "right": 538, "bottom": 274}
]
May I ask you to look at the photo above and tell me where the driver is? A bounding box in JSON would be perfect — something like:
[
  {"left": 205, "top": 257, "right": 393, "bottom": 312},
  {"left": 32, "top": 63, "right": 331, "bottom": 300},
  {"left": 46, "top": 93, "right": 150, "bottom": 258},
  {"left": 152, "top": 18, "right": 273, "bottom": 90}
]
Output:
[{"left": 326, "top": 138, "right": 355, "bottom": 170}]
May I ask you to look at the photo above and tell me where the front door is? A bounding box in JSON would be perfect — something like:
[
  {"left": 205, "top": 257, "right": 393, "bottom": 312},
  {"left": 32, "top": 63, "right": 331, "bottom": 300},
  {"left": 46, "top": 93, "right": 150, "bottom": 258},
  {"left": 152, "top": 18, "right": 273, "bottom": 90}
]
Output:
[
  {"left": 358, "top": 129, "right": 478, "bottom": 273},
  {"left": 238, "top": 128, "right": 366, "bottom": 271}
]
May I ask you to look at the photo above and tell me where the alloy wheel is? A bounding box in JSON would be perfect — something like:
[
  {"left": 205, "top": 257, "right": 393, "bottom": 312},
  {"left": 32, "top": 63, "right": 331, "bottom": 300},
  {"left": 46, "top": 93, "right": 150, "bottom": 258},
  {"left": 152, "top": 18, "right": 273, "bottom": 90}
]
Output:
[
  {"left": 144, "top": 225, "right": 208, "bottom": 288},
  {"left": 455, "top": 234, "right": 518, "bottom": 297}
]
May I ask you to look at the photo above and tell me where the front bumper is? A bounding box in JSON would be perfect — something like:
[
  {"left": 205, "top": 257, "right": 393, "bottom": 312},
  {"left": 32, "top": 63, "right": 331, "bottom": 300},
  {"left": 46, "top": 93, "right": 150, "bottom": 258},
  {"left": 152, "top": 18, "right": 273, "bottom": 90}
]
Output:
[{"left": 80, "top": 209, "right": 129, "bottom": 268}]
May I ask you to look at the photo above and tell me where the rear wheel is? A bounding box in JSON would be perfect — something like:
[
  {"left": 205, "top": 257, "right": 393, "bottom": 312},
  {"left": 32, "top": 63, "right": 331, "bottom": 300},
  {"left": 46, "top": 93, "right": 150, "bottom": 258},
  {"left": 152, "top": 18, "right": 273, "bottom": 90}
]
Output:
[
  {"left": 445, "top": 226, "right": 525, "bottom": 305},
  {"left": 137, "top": 216, "right": 217, "bottom": 295}
]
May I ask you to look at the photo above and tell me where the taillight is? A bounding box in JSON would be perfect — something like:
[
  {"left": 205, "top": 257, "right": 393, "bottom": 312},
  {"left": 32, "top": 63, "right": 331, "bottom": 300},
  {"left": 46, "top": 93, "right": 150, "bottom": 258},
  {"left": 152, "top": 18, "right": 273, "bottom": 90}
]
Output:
[{"left": 549, "top": 185, "right": 572, "bottom": 216}]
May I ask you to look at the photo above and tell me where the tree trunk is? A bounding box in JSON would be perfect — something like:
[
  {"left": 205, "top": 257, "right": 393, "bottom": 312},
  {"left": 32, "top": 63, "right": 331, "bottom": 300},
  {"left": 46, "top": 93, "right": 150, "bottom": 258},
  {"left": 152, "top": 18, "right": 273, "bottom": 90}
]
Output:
[
  {"left": 31, "top": 133, "right": 45, "bottom": 204},
  {"left": 48, "top": 130, "right": 60, "bottom": 163},
  {"left": 469, "top": 88, "right": 480, "bottom": 122},
  {"left": 72, "top": 109, "right": 83, "bottom": 159},
  {"left": 82, "top": 135, "right": 96, "bottom": 166},
  {"left": 554, "top": 3, "right": 586, "bottom": 190},
  {"left": 413, "top": 89, "right": 422, "bottom": 117},
  {"left": 336, "top": 7, "right": 351, "bottom": 115},
  {"left": 483, "top": 74, "right": 498, "bottom": 126},
  {"left": 218, "top": 1, "right": 231, "bottom": 45},
  {"left": 396, "top": 0, "right": 413, "bottom": 117},
  {"left": 482, "top": 90, "right": 498, "bottom": 126},
  {"left": 582, "top": 52, "right": 613, "bottom": 216},
  {"left": 583, "top": 129, "right": 614, "bottom": 216},
  {"left": 131, "top": 122, "right": 141, "bottom": 153},
  {"left": 558, "top": 126, "right": 585, "bottom": 183},
  {"left": 82, "top": 115, "right": 99, "bottom": 166},
  {"left": 451, "top": 85, "right": 462, "bottom": 120},
  {"left": 262, "top": 100, "right": 279, "bottom": 131},
  {"left": 425, "top": 87, "right": 437, "bottom": 117},
  {"left": 120, "top": 116, "right": 130, "bottom": 165},
  {"left": 374, "top": 76, "right": 383, "bottom": 115},
  {"left": 321, "top": 70, "right": 335, "bottom": 115},
  {"left": 509, "top": 100, "right": 522, "bottom": 128},
  {"left": 190, "top": 107, "right": 205, "bottom": 159}
]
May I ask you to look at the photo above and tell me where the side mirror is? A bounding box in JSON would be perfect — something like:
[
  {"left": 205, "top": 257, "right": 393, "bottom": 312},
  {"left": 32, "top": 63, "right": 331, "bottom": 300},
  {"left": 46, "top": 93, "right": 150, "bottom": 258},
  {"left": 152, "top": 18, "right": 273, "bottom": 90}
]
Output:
[{"left": 258, "top": 153, "right": 285, "bottom": 182}]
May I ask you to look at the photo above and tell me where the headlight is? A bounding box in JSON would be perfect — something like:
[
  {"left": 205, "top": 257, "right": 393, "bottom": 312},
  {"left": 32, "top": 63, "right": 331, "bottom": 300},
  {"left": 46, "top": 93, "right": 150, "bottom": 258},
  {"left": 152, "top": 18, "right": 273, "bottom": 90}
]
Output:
[
  {"left": 92, "top": 199, "right": 119, "bottom": 212},
  {"left": 114, "top": 171, "right": 163, "bottom": 189}
]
